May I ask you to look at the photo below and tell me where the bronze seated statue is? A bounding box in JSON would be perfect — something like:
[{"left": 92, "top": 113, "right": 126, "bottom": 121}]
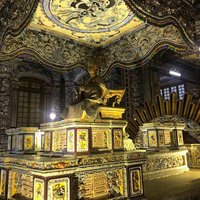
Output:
[{"left": 62, "top": 76, "right": 125, "bottom": 120}]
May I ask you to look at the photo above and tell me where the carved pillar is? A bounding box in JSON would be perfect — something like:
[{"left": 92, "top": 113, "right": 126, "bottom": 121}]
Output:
[
  {"left": 63, "top": 72, "right": 81, "bottom": 110},
  {"left": 43, "top": 85, "right": 53, "bottom": 123},
  {"left": 60, "top": 76, "right": 66, "bottom": 113},
  {"left": 10, "top": 79, "right": 19, "bottom": 128},
  {"left": 0, "top": 67, "right": 12, "bottom": 149},
  {"left": 104, "top": 68, "right": 124, "bottom": 89},
  {"left": 52, "top": 73, "right": 62, "bottom": 121},
  {"left": 64, "top": 80, "right": 75, "bottom": 108},
  {"left": 142, "top": 66, "right": 160, "bottom": 103},
  {"left": 124, "top": 68, "right": 144, "bottom": 119}
]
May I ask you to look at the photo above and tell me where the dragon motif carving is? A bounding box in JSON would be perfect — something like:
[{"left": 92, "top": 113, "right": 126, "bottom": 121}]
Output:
[
  {"left": 43, "top": 0, "right": 134, "bottom": 32},
  {"left": 0, "top": 0, "right": 39, "bottom": 44}
]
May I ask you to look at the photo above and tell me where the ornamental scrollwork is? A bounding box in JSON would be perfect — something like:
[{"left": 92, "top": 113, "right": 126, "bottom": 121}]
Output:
[
  {"left": 0, "top": 24, "right": 192, "bottom": 77},
  {"left": 0, "top": 29, "right": 94, "bottom": 71},
  {"left": 99, "top": 24, "right": 191, "bottom": 77},
  {"left": 126, "top": 0, "right": 196, "bottom": 44},
  {"left": 0, "top": 0, "right": 39, "bottom": 44},
  {"left": 143, "top": 155, "right": 185, "bottom": 172},
  {"left": 77, "top": 169, "right": 124, "bottom": 199},
  {"left": 0, "top": 75, "right": 11, "bottom": 130}
]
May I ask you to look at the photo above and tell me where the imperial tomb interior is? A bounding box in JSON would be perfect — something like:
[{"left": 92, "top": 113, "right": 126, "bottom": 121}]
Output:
[{"left": 0, "top": 0, "right": 200, "bottom": 200}]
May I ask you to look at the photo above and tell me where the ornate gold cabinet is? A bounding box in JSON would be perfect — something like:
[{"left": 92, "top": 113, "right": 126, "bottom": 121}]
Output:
[
  {"left": 2, "top": 117, "right": 146, "bottom": 199},
  {"left": 0, "top": 151, "right": 146, "bottom": 200},
  {"left": 140, "top": 123, "right": 185, "bottom": 150},
  {"left": 140, "top": 123, "right": 189, "bottom": 181}
]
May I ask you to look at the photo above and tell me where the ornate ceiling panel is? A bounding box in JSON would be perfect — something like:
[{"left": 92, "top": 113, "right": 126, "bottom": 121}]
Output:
[
  {"left": 0, "top": 0, "right": 198, "bottom": 77},
  {"left": 28, "top": 0, "right": 146, "bottom": 47}
]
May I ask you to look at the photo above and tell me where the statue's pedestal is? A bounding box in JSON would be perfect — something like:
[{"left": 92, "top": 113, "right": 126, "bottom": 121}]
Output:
[
  {"left": 140, "top": 122, "right": 189, "bottom": 181},
  {"left": 40, "top": 119, "right": 127, "bottom": 156},
  {"left": 140, "top": 122, "right": 185, "bottom": 151},
  {"left": 0, "top": 151, "right": 146, "bottom": 200},
  {"left": 2, "top": 118, "right": 146, "bottom": 200},
  {"left": 143, "top": 150, "right": 189, "bottom": 181}
]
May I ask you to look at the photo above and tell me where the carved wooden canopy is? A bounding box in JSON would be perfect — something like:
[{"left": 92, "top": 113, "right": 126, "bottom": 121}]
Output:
[{"left": 0, "top": 0, "right": 199, "bottom": 76}]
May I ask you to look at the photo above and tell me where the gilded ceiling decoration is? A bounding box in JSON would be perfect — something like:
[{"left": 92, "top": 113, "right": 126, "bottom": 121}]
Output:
[
  {"left": 0, "top": 0, "right": 197, "bottom": 47},
  {"left": 44, "top": 0, "right": 134, "bottom": 31},
  {"left": 0, "top": 0, "right": 198, "bottom": 76},
  {"left": 28, "top": 0, "right": 146, "bottom": 47}
]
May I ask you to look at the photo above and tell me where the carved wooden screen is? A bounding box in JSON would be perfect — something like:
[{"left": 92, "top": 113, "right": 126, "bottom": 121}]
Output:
[{"left": 16, "top": 77, "right": 44, "bottom": 127}]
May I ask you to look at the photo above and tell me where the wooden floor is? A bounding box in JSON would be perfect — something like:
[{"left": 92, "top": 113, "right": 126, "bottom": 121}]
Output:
[{"left": 144, "top": 169, "right": 200, "bottom": 200}]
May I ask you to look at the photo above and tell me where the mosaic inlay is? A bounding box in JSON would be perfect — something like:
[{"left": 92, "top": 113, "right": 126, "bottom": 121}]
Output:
[
  {"left": 43, "top": 0, "right": 134, "bottom": 32},
  {"left": 28, "top": 0, "right": 145, "bottom": 46}
]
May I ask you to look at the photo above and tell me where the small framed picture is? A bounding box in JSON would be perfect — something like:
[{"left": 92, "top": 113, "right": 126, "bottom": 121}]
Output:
[
  {"left": 0, "top": 169, "right": 7, "bottom": 197},
  {"left": 129, "top": 166, "right": 143, "bottom": 197},
  {"left": 147, "top": 130, "right": 158, "bottom": 147},
  {"left": 91, "top": 128, "right": 112, "bottom": 151},
  {"left": 164, "top": 130, "right": 171, "bottom": 146},
  {"left": 24, "top": 134, "right": 34, "bottom": 151},
  {"left": 7, "top": 136, "right": 12, "bottom": 151},
  {"left": 157, "top": 129, "right": 165, "bottom": 147},
  {"left": 67, "top": 129, "right": 75, "bottom": 152},
  {"left": 177, "top": 130, "right": 184, "bottom": 145},
  {"left": 113, "top": 129, "right": 123, "bottom": 150},
  {"left": 77, "top": 129, "right": 89, "bottom": 152},
  {"left": 48, "top": 177, "right": 70, "bottom": 200},
  {"left": 34, "top": 178, "right": 44, "bottom": 200},
  {"left": 44, "top": 131, "right": 51, "bottom": 151},
  {"left": 143, "top": 132, "right": 148, "bottom": 147},
  {"left": 171, "top": 129, "right": 178, "bottom": 147}
]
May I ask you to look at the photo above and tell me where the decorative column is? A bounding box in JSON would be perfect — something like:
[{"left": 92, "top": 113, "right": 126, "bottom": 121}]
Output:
[
  {"left": 63, "top": 73, "right": 80, "bottom": 116},
  {"left": 142, "top": 65, "right": 160, "bottom": 103},
  {"left": 64, "top": 80, "right": 75, "bottom": 107},
  {"left": 10, "top": 78, "right": 19, "bottom": 128},
  {"left": 0, "top": 66, "right": 12, "bottom": 150},
  {"left": 52, "top": 73, "right": 62, "bottom": 121},
  {"left": 124, "top": 68, "right": 144, "bottom": 119},
  {"left": 43, "top": 84, "right": 54, "bottom": 123}
]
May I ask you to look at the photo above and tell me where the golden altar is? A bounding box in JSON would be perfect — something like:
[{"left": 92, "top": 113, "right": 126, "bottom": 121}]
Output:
[
  {"left": 1, "top": 118, "right": 146, "bottom": 200},
  {"left": 0, "top": 80, "right": 146, "bottom": 200}
]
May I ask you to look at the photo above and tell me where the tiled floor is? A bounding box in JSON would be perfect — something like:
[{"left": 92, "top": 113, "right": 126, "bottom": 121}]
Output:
[{"left": 144, "top": 169, "right": 200, "bottom": 200}]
